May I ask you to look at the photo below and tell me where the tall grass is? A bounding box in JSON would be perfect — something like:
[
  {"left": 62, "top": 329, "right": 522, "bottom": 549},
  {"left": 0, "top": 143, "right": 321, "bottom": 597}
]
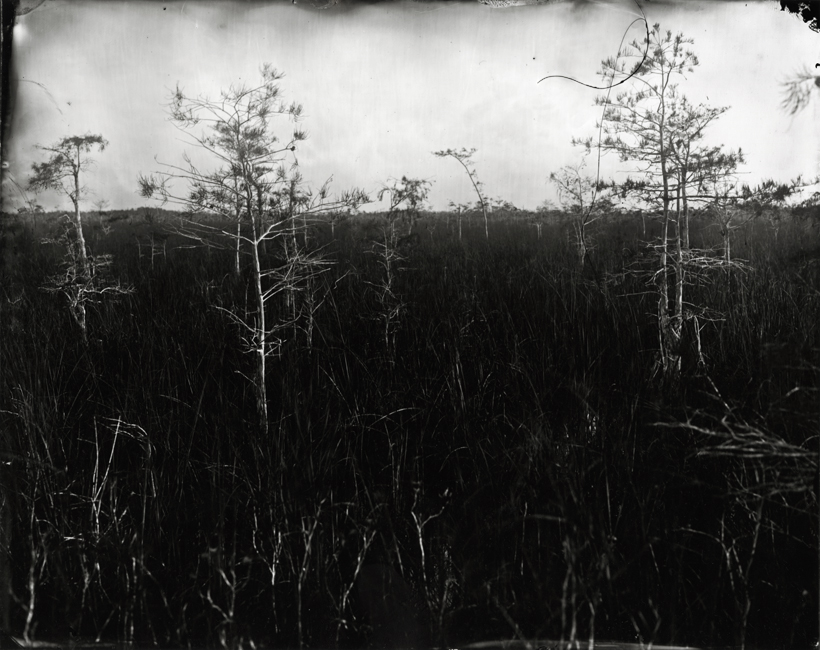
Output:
[{"left": 0, "top": 209, "right": 817, "bottom": 648}]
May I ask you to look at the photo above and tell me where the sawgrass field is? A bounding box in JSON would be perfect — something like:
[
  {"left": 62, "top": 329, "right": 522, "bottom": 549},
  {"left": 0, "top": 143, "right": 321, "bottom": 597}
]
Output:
[{"left": 0, "top": 206, "right": 818, "bottom": 648}]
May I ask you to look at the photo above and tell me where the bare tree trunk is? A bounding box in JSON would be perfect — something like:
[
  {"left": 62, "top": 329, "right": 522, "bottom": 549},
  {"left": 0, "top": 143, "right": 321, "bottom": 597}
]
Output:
[
  {"left": 250, "top": 212, "right": 268, "bottom": 435},
  {"left": 70, "top": 288, "right": 89, "bottom": 345},
  {"left": 658, "top": 193, "right": 681, "bottom": 381},
  {"left": 723, "top": 226, "right": 731, "bottom": 263},
  {"left": 658, "top": 204, "right": 671, "bottom": 359},
  {"left": 291, "top": 215, "right": 298, "bottom": 257},
  {"left": 302, "top": 211, "right": 309, "bottom": 248},
  {"left": 383, "top": 229, "right": 394, "bottom": 358},
  {"left": 576, "top": 220, "right": 587, "bottom": 267},
  {"left": 673, "top": 196, "right": 685, "bottom": 374},
  {"left": 286, "top": 213, "right": 299, "bottom": 325},
  {"left": 234, "top": 217, "right": 241, "bottom": 276},
  {"left": 657, "top": 136, "right": 682, "bottom": 383},
  {"left": 72, "top": 193, "right": 90, "bottom": 280}
]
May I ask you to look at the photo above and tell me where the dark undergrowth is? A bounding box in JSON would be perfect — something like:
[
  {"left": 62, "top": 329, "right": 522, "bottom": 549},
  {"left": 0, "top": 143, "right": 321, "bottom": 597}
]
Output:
[{"left": 0, "top": 210, "right": 817, "bottom": 649}]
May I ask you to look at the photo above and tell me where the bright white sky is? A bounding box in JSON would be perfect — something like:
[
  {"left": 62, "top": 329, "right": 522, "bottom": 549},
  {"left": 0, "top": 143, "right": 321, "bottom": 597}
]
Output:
[{"left": 2, "top": 0, "right": 817, "bottom": 212}]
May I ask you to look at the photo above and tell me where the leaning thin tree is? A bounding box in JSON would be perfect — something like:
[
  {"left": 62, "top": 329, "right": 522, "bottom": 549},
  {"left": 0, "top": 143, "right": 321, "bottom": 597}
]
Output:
[
  {"left": 139, "top": 65, "right": 366, "bottom": 435},
  {"left": 433, "top": 148, "right": 490, "bottom": 239}
]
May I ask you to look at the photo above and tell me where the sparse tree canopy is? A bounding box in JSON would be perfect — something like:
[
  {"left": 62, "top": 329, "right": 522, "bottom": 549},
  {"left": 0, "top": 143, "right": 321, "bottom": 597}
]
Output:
[
  {"left": 576, "top": 25, "right": 721, "bottom": 210},
  {"left": 139, "top": 64, "right": 366, "bottom": 243},
  {"left": 550, "top": 163, "right": 609, "bottom": 217},
  {"left": 550, "top": 162, "right": 613, "bottom": 265},
  {"left": 378, "top": 176, "right": 431, "bottom": 213},
  {"left": 139, "top": 64, "right": 307, "bottom": 218},
  {"left": 29, "top": 134, "right": 108, "bottom": 199},
  {"left": 28, "top": 133, "right": 108, "bottom": 280},
  {"left": 377, "top": 175, "right": 432, "bottom": 236}
]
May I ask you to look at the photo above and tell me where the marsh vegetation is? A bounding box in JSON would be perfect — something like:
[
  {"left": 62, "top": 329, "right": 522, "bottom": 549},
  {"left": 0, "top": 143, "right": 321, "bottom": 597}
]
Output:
[{"left": 1, "top": 202, "right": 818, "bottom": 649}]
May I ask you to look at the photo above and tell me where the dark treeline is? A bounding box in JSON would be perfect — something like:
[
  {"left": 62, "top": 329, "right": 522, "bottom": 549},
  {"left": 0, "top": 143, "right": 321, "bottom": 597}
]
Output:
[{"left": 0, "top": 208, "right": 818, "bottom": 649}]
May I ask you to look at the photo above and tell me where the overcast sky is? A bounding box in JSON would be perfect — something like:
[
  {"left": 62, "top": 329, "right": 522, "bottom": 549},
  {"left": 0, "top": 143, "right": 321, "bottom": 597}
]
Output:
[{"left": 2, "top": 0, "right": 817, "bottom": 213}]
